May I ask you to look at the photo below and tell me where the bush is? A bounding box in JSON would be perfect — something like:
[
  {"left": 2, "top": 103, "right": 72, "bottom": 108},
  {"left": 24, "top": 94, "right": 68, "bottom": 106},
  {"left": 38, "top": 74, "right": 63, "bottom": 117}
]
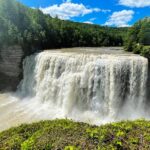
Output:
[
  {"left": 133, "top": 43, "right": 144, "bottom": 54},
  {"left": 141, "top": 46, "right": 150, "bottom": 58}
]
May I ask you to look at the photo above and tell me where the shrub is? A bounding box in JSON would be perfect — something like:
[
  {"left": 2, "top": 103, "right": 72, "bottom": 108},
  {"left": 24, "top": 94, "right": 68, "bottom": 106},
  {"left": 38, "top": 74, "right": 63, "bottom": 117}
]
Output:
[{"left": 141, "top": 46, "right": 150, "bottom": 58}]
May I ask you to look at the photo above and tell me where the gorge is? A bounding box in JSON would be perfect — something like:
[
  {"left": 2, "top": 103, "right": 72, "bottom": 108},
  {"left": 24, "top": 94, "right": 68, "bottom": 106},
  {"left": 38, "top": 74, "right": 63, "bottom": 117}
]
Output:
[
  {"left": 0, "top": 48, "right": 149, "bottom": 131},
  {"left": 0, "top": 0, "right": 149, "bottom": 149}
]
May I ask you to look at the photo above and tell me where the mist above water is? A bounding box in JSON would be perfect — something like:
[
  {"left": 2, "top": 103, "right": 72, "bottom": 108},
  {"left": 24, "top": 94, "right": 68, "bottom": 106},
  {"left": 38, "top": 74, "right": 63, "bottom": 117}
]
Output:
[{"left": 0, "top": 48, "right": 149, "bottom": 131}]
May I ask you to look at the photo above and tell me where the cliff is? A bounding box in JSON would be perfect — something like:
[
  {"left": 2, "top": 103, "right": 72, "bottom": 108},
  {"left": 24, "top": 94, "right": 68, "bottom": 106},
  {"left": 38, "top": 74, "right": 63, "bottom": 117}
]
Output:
[{"left": 0, "top": 45, "right": 24, "bottom": 91}]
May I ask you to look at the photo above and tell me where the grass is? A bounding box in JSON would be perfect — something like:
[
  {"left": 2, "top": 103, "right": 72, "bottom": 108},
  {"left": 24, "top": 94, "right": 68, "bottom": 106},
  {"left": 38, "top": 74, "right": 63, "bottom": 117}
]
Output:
[
  {"left": 0, "top": 119, "right": 150, "bottom": 150},
  {"left": 145, "top": 46, "right": 150, "bottom": 48}
]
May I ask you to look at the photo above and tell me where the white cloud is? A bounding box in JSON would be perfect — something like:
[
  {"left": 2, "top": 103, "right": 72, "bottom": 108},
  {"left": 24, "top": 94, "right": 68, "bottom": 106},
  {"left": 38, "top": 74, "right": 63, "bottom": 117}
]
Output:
[
  {"left": 89, "top": 18, "right": 96, "bottom": 21},
  {"left": 104, "top": 10, "right": 134, "bottom": 27},
  {"left": 119, "top": 0, "right": 150, "bottom": 8},
  {"left": 83, "top": 21, "right": 94, "bottom": 24},
  {"left": 101, "top": 9, "right": 111, "bottom": 13},
  {"left": 40, "top": 1, "right": 110, "bottom": 20},
  {"left": 83, "top": 18, "right": 97, "bottom": 24}
]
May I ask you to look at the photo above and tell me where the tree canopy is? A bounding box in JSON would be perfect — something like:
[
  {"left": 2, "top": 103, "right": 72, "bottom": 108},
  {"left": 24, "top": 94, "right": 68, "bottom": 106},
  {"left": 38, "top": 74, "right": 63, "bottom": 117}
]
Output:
[{"left": 125, "top": 17, "right": 150, "bottom": 58}]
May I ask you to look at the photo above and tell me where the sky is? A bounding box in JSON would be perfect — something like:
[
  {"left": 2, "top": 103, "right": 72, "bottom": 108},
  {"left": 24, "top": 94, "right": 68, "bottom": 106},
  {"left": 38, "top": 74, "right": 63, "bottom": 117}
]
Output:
[{"left": 17, "top": 0, "right": 150, "bottom": 27}]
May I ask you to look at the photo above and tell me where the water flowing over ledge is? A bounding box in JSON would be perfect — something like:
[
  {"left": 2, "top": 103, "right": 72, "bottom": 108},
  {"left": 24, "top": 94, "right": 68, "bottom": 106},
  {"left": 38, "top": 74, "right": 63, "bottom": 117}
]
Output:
[{"left": 0, "top": 49, "right": 149, "bottom": 131}]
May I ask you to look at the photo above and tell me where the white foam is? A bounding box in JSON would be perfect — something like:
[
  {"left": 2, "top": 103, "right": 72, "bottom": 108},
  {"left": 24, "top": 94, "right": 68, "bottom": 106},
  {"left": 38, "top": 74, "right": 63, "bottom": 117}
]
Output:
[{"left": 0, "top": 50, "right": 149, "bottom": 131}]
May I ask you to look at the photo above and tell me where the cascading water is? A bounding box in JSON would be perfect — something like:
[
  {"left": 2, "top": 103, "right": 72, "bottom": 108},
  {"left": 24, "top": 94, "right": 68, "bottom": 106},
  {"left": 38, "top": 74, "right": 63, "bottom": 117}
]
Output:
[{"left": 0, "top": 49, "right": 149, "bottom": 130}]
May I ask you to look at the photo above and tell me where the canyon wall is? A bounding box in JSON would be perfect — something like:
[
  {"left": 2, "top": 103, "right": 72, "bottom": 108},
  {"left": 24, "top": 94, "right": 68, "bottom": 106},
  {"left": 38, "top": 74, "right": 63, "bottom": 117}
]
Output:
[{"left": 0, "top": 45, "right": 24, "bottom": 91}]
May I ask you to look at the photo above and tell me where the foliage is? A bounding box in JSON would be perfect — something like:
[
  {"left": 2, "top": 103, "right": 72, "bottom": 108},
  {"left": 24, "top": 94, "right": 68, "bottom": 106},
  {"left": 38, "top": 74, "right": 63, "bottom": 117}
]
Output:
[
  {"left": 0, "top": 0, "right": 127, "bottom": 55},
  {"left": 0, "top": 119, "right": 150, "bottom": 150},
  {"left": 125, "top": 17, "right": 150, "bottom": 58},
  {"left": 141, "top": 46, "right": 150, "bottom": 58}
]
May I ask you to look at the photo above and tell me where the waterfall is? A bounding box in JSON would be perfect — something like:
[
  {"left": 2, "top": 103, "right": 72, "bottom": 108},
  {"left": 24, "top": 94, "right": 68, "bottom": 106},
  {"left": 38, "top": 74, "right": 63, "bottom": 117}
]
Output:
[
  {"left": 19, "top": 51, "right": 148, "bottom": 120},
  {"left": 0, "top": 50, "right": 149, "bottom": 130}
]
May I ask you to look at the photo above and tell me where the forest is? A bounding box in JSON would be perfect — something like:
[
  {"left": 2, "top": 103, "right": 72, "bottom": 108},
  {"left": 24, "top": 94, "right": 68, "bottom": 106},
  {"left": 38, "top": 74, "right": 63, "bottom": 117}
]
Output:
[
  {"left": 0, "top": 0, "right": 127, "bottom": 55},
  {"left": 0, "top": 0, "right": 149, "bottom": 57}
]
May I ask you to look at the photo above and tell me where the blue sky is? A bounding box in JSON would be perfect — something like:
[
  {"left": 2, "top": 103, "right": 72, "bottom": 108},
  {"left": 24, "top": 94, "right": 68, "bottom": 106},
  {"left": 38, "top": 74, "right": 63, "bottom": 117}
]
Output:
[{"left": 17, "top": 0, "right": 150, "bottom": 27}]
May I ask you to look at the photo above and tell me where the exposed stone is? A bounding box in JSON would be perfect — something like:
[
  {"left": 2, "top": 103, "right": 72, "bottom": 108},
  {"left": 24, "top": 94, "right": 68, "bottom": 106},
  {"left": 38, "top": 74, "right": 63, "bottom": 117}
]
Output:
[{"left": 0, "top": 45, "right": 24, "bottom": 91}]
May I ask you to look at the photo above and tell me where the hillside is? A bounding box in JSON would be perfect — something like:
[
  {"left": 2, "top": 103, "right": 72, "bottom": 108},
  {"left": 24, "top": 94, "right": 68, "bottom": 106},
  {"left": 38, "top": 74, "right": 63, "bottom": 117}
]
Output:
[
  {"left": 0, "top": 119, "right": 150, "bottom": 149},
  {"left": 0, "top": 0, "right": 127, "bottom": 54}
]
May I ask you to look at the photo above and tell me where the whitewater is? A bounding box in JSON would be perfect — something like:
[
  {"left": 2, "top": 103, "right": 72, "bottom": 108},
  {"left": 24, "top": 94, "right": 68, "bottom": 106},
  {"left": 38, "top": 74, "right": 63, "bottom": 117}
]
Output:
[{"left": 0, "top": 48, "right": 149, "bottom": 131}]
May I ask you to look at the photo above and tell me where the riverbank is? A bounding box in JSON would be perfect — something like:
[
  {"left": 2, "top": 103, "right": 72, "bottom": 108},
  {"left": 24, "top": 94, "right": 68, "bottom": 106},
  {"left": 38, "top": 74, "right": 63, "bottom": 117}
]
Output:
[{"left": 0, "top": 119, "right": 150, "bottom": 149}]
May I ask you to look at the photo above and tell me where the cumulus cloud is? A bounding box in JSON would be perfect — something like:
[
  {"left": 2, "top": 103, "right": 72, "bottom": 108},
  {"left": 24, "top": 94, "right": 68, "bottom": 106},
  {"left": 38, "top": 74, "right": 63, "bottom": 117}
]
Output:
[
  {"left": 104, "top": 10, "right": 134, "bottom": 27},
  {"left": 40, "top": 1, "right": 110, "bottom": 20},
  {"left": 119, "top": 0, "right": 150, "bottom": 8}
]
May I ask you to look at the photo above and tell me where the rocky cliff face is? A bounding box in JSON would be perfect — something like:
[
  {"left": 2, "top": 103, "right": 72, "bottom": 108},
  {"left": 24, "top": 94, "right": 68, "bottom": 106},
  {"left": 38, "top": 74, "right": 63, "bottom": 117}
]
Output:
[{"left": 0, "top": 45, "right": 24, "bottom": 91}]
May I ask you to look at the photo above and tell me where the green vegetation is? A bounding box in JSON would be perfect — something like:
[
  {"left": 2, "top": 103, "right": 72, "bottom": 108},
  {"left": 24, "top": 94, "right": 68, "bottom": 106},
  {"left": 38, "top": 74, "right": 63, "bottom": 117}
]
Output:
[
  {"left": 0, "top": 119, "right": 150, "bottom": 149},
  {"left": 0, "top": 0, "right": 149, "bottom": 57},
  {"left": 125, "top": 17, "right": 150, "bottom": 58},
  {"left": 0, "top": 0, "right": 127, "bottom": 55}
]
